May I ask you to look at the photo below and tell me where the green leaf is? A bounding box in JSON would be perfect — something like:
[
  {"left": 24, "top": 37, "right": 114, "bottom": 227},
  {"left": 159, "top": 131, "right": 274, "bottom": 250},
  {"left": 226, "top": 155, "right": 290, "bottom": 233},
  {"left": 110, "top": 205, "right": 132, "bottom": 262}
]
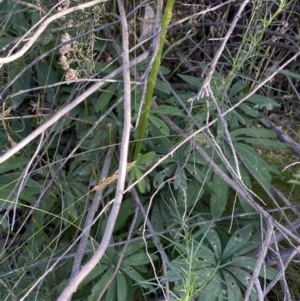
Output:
[
  {"left": 5, "top": 2, "right": 26, "bottom": 35},
  {"left": 124, "top": 241, "right": 147, "bottom": 257},
  {"left": 95, "top": 62, "right": 117, "bottom": 74},
  {"left": 95, "top": 82, "right": 119, "bottom": 112},
  {"left": 222, "top": 270, "right": 243, "bottom": 301},
  {"left": 71, "top": 161, "right": 94, "bottom": 177},
  {"left": 221, "top": 224, "right": 253, "bottom": 261},
  {"left": 131, "top": 166, "right": 145, "bottom": 193},
  {"left": 159, "top": 65, "right": 170, "bottom": 74},
  {"left": 120, "top": 266, "right": 150, "bottom": 289},
  {"left": 185, "top": 177, "right": 205, "bottom": 207},
  {"left": 230, "top": 257, "right": 278, "bottom": 279},
  {"left": 237, "top": 103, "right": 259, "bottom": 117},
  {"left": 114, "top": 199, "right": 135, "bottom": 232},
  {"left": 155, "top": 79, "right": 171, "bottom": 94},
  {"left": 36, "top": 60, "right": 58, "bottom": 101},
  {"left": 122, "top": 253, "right": 158, "bottom": 266},
  {"left": 229, "top": 80, "right": 248, "bottom": 97},
  {"left": 268, "top": 68, "right": 300, "bottom": 79},
  {"left": 149, "top": 115, "right": 170, "bottom": 136},
  {"left": 81, "top": 265, "right": 109, "bottom": 287},
  {"left": 197, "top": 244, "right": 218, "bottom": 265},
  {"left": 153, "top": 165, "right": 176, "bottom": 188},
  {"left": 240, "top": 138, "right": 286, "bottom": 148},
  {"left": 198, "top": 275, "right": 222, "bottom": 301},
  {"left": 8, "top": 64, "right": 32, "bottom": 109},
  {"left": 151, "top": 105, "right": 184, "bottom": 116},
  {"left": 177, "top": 74, "right": 203, "bottom": 88},
  {"left": 205, "top": 228, "right": 222, "bottom": 258},
  {"left": 117, "top": 272, "right": 127, "bottom": 301},
  {"left": 136, "top": 151, "right": 156, "bottom": 165},
  {"left": 210, "top": 165, "right": 229, "bottom": 218},
  {"left": 246, "top": 94, "right": 280, "bottom": 110},
  {"left": 224, "top": 266, "right": 257, "bottom": 301},
  {"left": 184, "top": 163, "right": 214, "bottom": 195},
  {"left": 64, "top": 186, "right": 78, "bottom": 220},
  {"left": 230, "top": 128, "right": 276, "bottom": 138},
  {"left": 88, "top": 268, "right": 114, "bottom": 301},
  {"left": 237, "top": 164, "right": 254, "bottom": 213},
  {"left": 105, "top": 279, "right": 116, "bottom": 301},
  {"left": 235, "top": 143, "right": 272, "bottom": 191},
  {"left": 151, "top": 201, "right": 164, "bottom": 232}
]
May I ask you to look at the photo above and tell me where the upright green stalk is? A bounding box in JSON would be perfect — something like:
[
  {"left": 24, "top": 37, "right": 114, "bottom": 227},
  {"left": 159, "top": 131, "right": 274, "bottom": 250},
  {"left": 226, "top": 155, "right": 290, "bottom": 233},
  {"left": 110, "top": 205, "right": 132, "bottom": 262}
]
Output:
[{"left": 133, "top": 0, "right": 175, "bottom": 159}]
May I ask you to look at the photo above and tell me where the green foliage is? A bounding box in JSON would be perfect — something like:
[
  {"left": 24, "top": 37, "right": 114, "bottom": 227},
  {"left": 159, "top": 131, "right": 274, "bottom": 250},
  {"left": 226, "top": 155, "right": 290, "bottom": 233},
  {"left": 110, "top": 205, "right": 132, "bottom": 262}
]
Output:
[
  {"left": 56, "top": 240, "right": 158, "bottom": 301},
  {"left": 1, "top": 0, "right": 298, "bottom": 300},
  {"left": 168, "top": 224, "right": 277, "bottom": 301}
]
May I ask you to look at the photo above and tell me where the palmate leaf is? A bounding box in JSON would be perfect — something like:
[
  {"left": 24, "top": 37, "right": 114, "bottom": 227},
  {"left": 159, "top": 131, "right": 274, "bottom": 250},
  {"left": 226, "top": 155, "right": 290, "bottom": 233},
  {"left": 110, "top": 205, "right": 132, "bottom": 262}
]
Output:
[
  {"left": 95, "top": 82, "right": 119, "bottom": 112},
  {"left": 36, "top": 60, "right": 58, "bottom": 101},
  {"left": 114, "top": 199, "right": 135, "bottom": 232},
  {"left": 136, "top": 151, "right": 156, "bottom": 165},
  {"left": 124, "top": 241, "right": 147, "bottom": 257},
  {"left": 221, "top": 224, "right": 253, "bottom": 261},
  {"left": 122, "top": 253, "right": 158, "bottom": 266},
  {"left": 205, "top": 228, "right": 222, "bottom": 258},
  {"left": 183, "top": 177, "right": 205, "bottom": 207},
  {"left": 56, "top": 264, "right": 109, "bottom": 294},
  {"left": 210, "top": 164, "right": 229, "bottom": 218},
  {"left": 197, "top": 273, "right": 223, "bottom": 301},
  {"left": 177, "top": 74, "right": 203, "bottom": 88},
  {"left": 237, "top": 163, "right": 253, "bottom": 212},
  {"left": 228, "top": 80, "right": 248, "bottom": 97},
  {"left": 0, "top": 157, "right": 29, "bottom": 174},
  {"left": 221, "top": 270, "right": 243, "bottom": 301},
  {"left": 230, "top": 127, "right": 276, "bottom": 138},
  {"left": 117, "top": 272, "right": 127, "bottom": 301},
  {"left": 130, "top": 166, "right": 145, "bottom": 193},
  {"left": 225, "top": 266, "right": 257, "bottom": 300},
  {"left": 149, "top": 114, "right": 170, "bottom": 136},
  {"left": 120, "top": 266, "right": 152, "bottom": 289},
  {"left": 230, "top": 257, "right": 278, "bottom": 279},
  {"left": 246, "top": 94, "right": 280, "bottom": 110},
  {"left": 88, "top": 268, "right": 114, "bottom": 301},
  {"left": 236, "top": 103, "right": 260, "bottom": 118},
  {"left": 234, "top": 143, "right": 272, "bottom": 191},
  {"left": 239, "top": 138, "right": 286, "bottom": 148},
  {"left": 151, "top": 105, "right": 185, "bottom": 116},
  {"left": 155, "top": 79, "right": 171, "bottom": 94},
  {"left": 153, "top": 164, "right": 176, "bottom": 188},
  {"left": 151, "top": 201, "right": 164, "bottom": 232}
]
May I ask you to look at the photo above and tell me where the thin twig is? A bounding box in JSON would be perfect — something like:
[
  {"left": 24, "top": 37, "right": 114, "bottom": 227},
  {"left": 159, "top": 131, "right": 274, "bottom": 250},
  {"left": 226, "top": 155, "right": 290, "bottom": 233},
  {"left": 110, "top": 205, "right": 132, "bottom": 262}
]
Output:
[
  {"left": 10, "top": 0, "right": 46, "bottom": 14},
  {"left": 96, "top": 201, "right": 140, "bottom": 301},
  {"left": 0, "top": 52, "right": 149, "bottom": 164},
  {"left": 0, "top": 0, "right": 108, "bottom": 65},
  {"left": 69, "top": 146, "right": 114, "bottom": 281},
  {"left": 243, "top": 223, "right": 274, "bottom": 301},
  {"left": 56, "top": 0, "right": 132, "bottom": 298},
  {"left": 194, "top": 0, "right": 251, "bottom": 101},
  {"left": 130, "top": 180, "right": 171, "bottom": 300}
]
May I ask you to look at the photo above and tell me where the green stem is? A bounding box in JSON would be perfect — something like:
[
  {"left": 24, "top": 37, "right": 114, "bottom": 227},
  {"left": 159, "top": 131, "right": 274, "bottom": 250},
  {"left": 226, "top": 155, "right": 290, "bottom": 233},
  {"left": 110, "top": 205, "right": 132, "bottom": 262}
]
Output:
[{"left": 133, "top": 0, "right": 175, "bottom": 159}]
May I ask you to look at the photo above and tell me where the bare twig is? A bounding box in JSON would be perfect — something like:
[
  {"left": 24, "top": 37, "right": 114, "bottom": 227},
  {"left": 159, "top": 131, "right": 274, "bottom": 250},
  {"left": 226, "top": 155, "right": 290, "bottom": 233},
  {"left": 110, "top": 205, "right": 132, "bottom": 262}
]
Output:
[
  {"left": 96, "top": 200, "right": 140, "bottom": 301},
  {"left": 130, "top": 180, "right": 171, "bottom": 300},
  {"left": 0, "top": 52, "right": 149, "bottom": 164},
  {"left": 0, "top": 0, "right": 108, "bottom": 65},
  {"left": 243, "top": 223, "right": 274, "bottom": 301},
  {"left": 69, "top": 146, "right": 114, "bottom": 281},
  {"left": 56, "top": 0, "right": 132, "bottom": 298},
  {"left": 193, "top": 0, "right": 251, "bottom": 101},
  {"left": 10, "top": 0, "right": 46, "bottom": 14}
]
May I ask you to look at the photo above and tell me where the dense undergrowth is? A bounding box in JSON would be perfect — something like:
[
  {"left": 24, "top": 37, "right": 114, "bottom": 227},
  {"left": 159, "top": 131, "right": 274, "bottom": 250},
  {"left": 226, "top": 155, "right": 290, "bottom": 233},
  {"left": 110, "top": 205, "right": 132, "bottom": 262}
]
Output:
[{"left": 1, "top": 0, "right": 300, "bottom": 300}]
